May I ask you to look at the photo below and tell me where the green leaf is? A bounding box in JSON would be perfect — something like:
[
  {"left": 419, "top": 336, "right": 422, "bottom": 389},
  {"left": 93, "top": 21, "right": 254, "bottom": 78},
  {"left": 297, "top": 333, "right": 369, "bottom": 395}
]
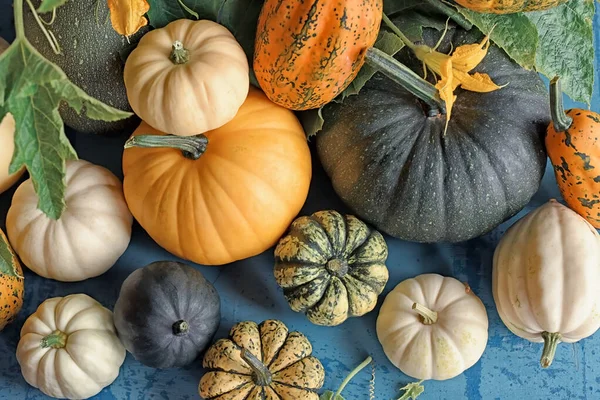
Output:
[
  {"left": 337, "top": 31, "right": 405, "bottom": 101},
  {"left": 299, "top": 107, "right": 325, "bottom": 139},
  {"left": 384, "top": 0, "right": 422, "bottom": 15},
  {"left": 0, "top": 39, "right": 132, "bottom": 219},
  {"left": 456, "top": 0, "right": 595, "bottom": 104},
  {"left": 392, "top": 10, "right": 450, "bottom": 43},
  {"left": 0, "top": 236, "right": 20, "bottom": 278},
  {"left": 37, "top": 0, "right": 68, "bottom": 13},
  {"left": 397, "top": 381, "right": 425, "bottom": 400}
]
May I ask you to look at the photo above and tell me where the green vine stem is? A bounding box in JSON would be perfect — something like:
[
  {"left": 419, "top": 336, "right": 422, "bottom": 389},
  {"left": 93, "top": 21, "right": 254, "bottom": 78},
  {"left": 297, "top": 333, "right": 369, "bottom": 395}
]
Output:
[
  {"left": 172, "top": 320, "right": 189, "bottom": 336},
  {"left": 240, "top": 348, "right": 273, "bottom": 386},
  {"left": 365, "top": 47, "right": 445, "bottom": 115},
  {"left": 14, "top": 0, "right": 25, "bottom": 38},
  {"left": 41, "top": 330, "right": 68, "bottom": 349},
  {"left": 20, "top": 0, "right": 62, "bottom": 54},
  {"left": 549, "top": 77, "right": 573, "bottom": 132},
  {"left": 124, "top": 134, "right": 208, "bottom": 160},
  {"left": 170, "top": 41, "right": 190, "bottom": 64},
  {"left": 335, "top": 356, "right": 373, "bottom": 397},
  {"left": 382, "top": 13, "right": 416, "bottom": 51},
  {"left": 423, "top": 0, "right": 473, "bottom": 30},
  {"left": 412, "top": 303, "right": 438, "bottom": 325},
  {"left": 541, "top": 332, "right": 561, "bottom": 368}
]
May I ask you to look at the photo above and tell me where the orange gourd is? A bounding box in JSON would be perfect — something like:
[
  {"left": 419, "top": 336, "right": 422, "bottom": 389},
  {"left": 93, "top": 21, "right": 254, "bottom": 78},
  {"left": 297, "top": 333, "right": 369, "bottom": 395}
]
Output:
[
  {"left": 546, "top": 78, "right": 600, "bottom": 227},
  {"left": 253, "top": 0, "right": 383, "bottom": 110},
  {"left": 0, "top": 228, "right": 23, "bottom": 331},
  {"left": 122, "top": 88, "right": 312, "bottom": 265},
  {"left": 454, "top": 0, "right": 569, "bottom": 14}
]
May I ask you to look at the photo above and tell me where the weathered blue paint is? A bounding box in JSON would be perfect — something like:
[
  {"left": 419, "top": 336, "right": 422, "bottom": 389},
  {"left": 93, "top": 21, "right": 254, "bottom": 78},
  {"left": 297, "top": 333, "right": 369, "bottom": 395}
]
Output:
[{"left": 0, "top": 3, "right": 599, "bottom": 399}]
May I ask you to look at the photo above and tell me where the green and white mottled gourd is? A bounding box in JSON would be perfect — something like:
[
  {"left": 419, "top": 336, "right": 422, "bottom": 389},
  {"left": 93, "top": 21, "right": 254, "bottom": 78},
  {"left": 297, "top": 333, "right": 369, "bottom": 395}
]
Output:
[{"left": 274, "top": 210, "right": 389, "bottom": 326}]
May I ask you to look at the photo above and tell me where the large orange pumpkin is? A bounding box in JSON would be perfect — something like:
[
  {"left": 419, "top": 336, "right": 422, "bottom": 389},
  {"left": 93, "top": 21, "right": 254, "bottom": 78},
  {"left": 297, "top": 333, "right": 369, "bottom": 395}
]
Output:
[
  {"left": 122, "top": 88, "right": 312, "bottom": 265},
  {"left": 454, "top": 0, "right": 570, "bottom": 14},
  {"left": 0, "top": 227, "right": 24, "bottom": 330},
  {"left": 253, "top": 0, "right": 383, "bottom": 110},
  {"left": 546, "top": 78, "right": 600, "bottom": 227}
]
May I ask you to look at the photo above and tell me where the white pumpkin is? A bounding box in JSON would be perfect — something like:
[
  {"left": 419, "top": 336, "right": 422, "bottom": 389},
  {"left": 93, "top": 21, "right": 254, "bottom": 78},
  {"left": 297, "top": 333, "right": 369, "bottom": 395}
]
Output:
[
  {"left": 376, "top": 273, "right": 488, "bottom": 381},
  {"left": 493, "top": 199, "right": 600, "bottom": 368},
  {"left": 123, "top": 19, "right": 249, "bottom": 136},
  {"left": 6, "top": 159, "right": 132, "bottom": 282},
  {"left": 0, "top": 37, "right": 25, "bottom": 195},
  {"left": 16, "top": 294, "right": 126, "bottom": 399}
]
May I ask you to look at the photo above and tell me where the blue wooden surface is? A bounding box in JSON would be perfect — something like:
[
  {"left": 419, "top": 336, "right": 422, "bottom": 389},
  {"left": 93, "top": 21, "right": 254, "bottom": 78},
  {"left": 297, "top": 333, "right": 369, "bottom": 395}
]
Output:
[{"left": 0, "top": 3, "right": 600, "bottom": 399}]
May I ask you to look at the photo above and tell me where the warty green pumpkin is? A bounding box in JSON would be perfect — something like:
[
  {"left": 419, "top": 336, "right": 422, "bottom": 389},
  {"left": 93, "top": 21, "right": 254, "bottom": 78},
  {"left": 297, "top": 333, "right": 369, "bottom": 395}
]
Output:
[
  {"left": 317, "top": 26, "right": 549, "bottom": 243},
  {"left": 274, "top": 210, "right": 389, "bottom": 326}
]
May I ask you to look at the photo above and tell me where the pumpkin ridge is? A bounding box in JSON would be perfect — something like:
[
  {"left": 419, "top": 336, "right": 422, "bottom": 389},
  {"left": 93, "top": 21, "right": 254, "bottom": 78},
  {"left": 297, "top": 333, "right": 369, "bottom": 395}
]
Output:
[
  {"left": 432, "top": 325, "right": 467, "bottom": 375},
  {"left": 283, "top": 275, "right": 331, "bottom": 312},
  {"left": 258, "top": 320, "right": 288, "bottom": 367}
]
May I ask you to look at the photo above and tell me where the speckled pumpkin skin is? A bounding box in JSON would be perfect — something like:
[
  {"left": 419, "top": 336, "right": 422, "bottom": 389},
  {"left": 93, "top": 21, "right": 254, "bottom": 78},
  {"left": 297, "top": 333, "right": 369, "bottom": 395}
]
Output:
[
  {"left": 546, "top": 111, "right": 600, "bottom": 227},
  {"left": 0, "top": 228, "right": 23, "bottom": 331},
  {"left": 253, "top": 0, "right": 383, "bottom": 110},
  {"left": 454, "top": 0, "right": 569, "bottom": 14},
  {"left": 199, "top": 320, "right": 325, "bottom": 400},
  {"left": 274, "top": 210, "right": 389, "bottom": 326}
]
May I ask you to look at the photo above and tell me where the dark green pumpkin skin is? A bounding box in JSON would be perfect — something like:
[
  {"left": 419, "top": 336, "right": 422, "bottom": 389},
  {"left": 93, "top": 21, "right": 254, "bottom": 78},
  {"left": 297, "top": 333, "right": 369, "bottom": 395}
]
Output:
[
  {"left": 113, "top": 261, "right": 221, "bottom": 369},
  {"left": 24, "top": 0, "right": 143, "bottom": 134},
  {"left": 317, "top": 27, "right": 549, "bottom": 243}
]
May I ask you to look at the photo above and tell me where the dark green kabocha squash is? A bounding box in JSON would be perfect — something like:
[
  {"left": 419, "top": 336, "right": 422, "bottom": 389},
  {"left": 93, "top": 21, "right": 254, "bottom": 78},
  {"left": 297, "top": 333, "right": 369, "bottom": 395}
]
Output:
[
  {"left": 23, "top": 0, "right": 143, "bottom": 134},
  {"left": 317, "top": 27, "right": 549, "bottom": 243},
  {"left": 113, "top": 261, "right": 221, "bottom": 369},
  {"left": 274, "top": 210, "right": 389, "bottom": 326}
]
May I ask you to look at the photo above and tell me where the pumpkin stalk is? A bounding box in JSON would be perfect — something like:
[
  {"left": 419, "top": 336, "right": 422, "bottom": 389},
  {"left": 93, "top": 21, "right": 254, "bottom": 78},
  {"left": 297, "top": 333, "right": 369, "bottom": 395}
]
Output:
[
  {"left": 172, "top": 320, "right": 189, "bottom": 336},
  {"left": 40, "top": 330, "right": 68, "bottom": 349},
  {"left": 334, "top": 356, "right": 373, "bottom": 397},
  {"left": 540, "top": 332, "right": 561, "bottom": 368},
  {"left": 412, "top": 303, "right": 438, "bottom": 325},
  {"left": 124, "top": 134, "right": 208, "bottom": 160},
  {"left": 365, "top": 47, "right": 445, "bottom": 116},
  {"left": 240, "top": 348, "right": 272, "bottom": 386},
  {"left": 549, "top": 77, "right": 573, "bottom": 132},
  {"left": 170, "top": 41, "right": 190, "bottom": 65}
]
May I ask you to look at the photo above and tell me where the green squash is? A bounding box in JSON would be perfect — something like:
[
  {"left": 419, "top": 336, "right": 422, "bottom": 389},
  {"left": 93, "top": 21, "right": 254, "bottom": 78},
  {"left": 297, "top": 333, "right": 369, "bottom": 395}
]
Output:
[
  {"left": 23, "top": 0, "right": 144, "bottom": 134},
  {"left": 317, "top": 27, "right": 549, "bottom": 243},
  {"left": 274, "top": 210, "right": 389, "bottom": 326}
]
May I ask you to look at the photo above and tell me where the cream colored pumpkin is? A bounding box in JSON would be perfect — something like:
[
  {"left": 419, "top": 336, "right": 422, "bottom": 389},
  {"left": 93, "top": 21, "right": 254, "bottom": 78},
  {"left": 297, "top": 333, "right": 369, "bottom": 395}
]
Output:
[
  {"left": 124, "top": 19, "right": 249, "bottom": 136},
  {"left": 17, "top": 294, "right": 125, "bottom": 399},
  {"left": 376, "top": 273, "right": 488, "bottom": 381},
  {"left": 493, "top": 199, "right": 600, "bottom": 368},
  {"left": 0, "top": 37, "right": 25, "bottom": 194},
  {"left": 7, "top": 159, "right": 132, "bottom": 282}
]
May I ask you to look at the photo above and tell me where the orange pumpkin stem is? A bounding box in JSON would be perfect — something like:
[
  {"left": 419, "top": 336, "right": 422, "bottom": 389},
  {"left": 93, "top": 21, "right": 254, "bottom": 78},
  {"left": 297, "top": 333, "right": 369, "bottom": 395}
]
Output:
[
  {"left": 549, "top": 77, "right": 573, "bottom": 132},
  {"left": 124, "top": 134, "right": 208, "bottom": 160}
]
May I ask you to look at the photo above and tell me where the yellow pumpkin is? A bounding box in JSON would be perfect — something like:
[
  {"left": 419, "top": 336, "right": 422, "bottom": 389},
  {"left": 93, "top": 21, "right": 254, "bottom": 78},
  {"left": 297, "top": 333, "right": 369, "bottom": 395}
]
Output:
[
  {"left": 122, "top": 88, "right": 312, "bottom": 265},
  {"left": 123, "top": 19, "right": 249, "bottom": 136},
  {"left": 0, "top": 38, "right": 25, "bottom": 194},
  {"left": 0, "top": 227, "right": 24, "bottom": 331}
]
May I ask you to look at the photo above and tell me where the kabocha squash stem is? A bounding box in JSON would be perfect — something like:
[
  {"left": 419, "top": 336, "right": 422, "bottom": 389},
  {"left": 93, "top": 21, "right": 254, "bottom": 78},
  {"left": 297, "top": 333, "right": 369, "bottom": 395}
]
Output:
[
  {"left": 124, "top": 134, "right": 208, "bottom": 160},
  {"left": 412, "top": 303, "right": 438, "bottom": 325},
  {"left": 365, "top": 47, "right": 445, "bottom": 115},
  {"left": 169, "top": 41, "right": 190, "bottom": 65},
  {"left": 540, "top": 332, "right": 561, "bottom": 368},
  {"left": 172, "top": 320, "right": 189, "bottom": 336},
  {"left": 40, "top": 330, "right": 68, "bottom": 349},
  {"left": 549, "top": 77, "right": 573, "bottom": 132},
  {"left": 240, "top": 348, "right": 273, "bottom": 386}
]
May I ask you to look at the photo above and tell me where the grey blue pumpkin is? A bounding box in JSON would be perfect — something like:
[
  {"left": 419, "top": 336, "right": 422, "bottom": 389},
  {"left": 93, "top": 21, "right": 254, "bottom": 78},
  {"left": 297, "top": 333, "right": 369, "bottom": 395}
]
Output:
[
  {"left": 113, "top": 261, "right": 220, "bottom": 369},
  {"left": 316, "top": 27, "right": 549, "bottom": 243},
  {"left": 274, "top": 210, "right": 389, "bottom": 326},
  {"left": 199, "top": 320, "right": 325, "bottom": 399}
]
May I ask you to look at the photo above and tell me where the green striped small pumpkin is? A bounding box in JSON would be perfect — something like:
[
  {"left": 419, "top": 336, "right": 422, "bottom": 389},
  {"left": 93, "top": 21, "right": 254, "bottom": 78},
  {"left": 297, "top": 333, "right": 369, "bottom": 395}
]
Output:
[{"left": 274, "top": 210, "right": 389, "bottom": 326}]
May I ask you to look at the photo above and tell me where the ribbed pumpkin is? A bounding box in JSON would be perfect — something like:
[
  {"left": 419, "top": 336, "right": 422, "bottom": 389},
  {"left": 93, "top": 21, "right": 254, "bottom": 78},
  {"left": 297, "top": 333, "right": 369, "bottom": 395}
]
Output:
[
  {"left": 546, "top": 78, "right": 600, "bottom": 228},
  {"left": 0, "top": 228, "right": 23, "bottom": 331},
  {"left": 122, "top": 88, "right": 312, "bottom": 265},
  {"left": 454, "top": 0, "right": 570, "bottom": 14},
  {"left": 274, "top": 210, "right": 389, "bottom": 326},
  {"left": 253, "top": 0, "right": 383, "bottom": 110},
  {"left": 199, "top": 320, "right": 325, "bottom": 399}
]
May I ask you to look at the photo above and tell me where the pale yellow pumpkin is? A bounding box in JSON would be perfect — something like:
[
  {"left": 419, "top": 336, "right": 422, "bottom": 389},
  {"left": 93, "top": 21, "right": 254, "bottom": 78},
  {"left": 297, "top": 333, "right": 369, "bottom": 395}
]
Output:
[
  {"left": 0, "top": 37, "right": 25, "bottom": 194},
  {"left": 124, "top": 19, "right": 249, "bottom": 136}
]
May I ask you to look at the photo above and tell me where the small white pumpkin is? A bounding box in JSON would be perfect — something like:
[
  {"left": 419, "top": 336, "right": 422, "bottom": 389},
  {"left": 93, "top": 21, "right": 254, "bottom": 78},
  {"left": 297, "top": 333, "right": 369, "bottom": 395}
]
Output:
[
  {"left": 376, "top": 273, "right": 488, "bottom": 381},
  {"left": 16, "top": 294, "right": 126, "bottom": 399},
  {"left": 124, "top": 19, "right": 249, "bottom": 136},
  {"left": 6, "top": 159, "right": 132, "bottom": 282},
  {"left": 493, "top": 199, "right": 600, "bottom": 368},
  {"left": 0, "top": 37, "right": 25, "bottom": 195}
]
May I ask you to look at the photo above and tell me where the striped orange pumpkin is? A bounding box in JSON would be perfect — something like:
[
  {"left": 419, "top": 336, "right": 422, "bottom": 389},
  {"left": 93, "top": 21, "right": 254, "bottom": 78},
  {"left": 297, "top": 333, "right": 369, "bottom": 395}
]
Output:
[
  {"left": 253, "top": 0, "right": 383, "bottom": 110},
  {"left": 454, "top": 0, "right": 570, "bottom": 14}
]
